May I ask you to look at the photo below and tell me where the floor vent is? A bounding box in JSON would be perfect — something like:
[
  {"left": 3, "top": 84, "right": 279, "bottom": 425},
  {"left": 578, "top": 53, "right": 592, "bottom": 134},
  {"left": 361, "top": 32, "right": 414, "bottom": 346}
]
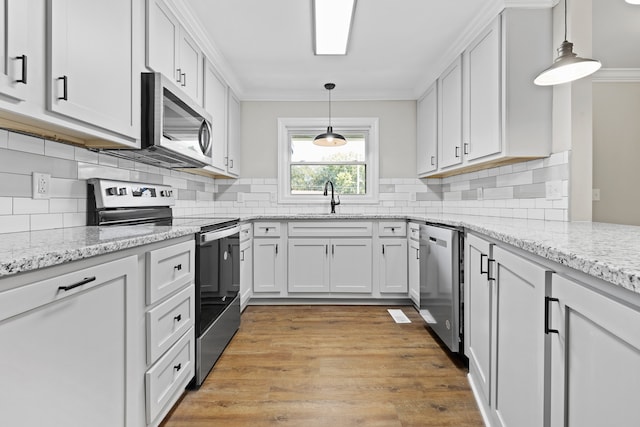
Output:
[{"left": 387, "top": 309, "right": 411, "bottom": 323}]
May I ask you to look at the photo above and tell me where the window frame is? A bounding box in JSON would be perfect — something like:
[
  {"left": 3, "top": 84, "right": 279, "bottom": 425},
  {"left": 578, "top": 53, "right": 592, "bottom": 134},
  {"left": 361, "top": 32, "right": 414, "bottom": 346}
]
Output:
[{"left": 278, "top": 117, "right": 379, "bottom": 205}]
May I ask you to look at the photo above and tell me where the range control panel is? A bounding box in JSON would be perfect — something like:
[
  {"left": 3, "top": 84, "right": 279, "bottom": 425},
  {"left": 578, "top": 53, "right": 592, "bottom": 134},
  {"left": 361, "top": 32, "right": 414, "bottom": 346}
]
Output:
[{"left": 88, "top": 178, "right": 175, "bottom": 209}]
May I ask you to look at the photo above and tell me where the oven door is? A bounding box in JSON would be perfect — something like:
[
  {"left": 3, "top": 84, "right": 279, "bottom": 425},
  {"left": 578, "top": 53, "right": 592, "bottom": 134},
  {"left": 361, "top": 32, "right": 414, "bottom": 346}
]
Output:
[{"left": 196, "top": 224, "right": 240, "bottom": 336}]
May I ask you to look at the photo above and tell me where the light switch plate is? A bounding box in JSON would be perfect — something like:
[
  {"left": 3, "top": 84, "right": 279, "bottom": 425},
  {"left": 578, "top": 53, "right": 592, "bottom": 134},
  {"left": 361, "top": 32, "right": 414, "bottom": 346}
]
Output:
[
  {"left": 592, "top": 188, "right": 600, "bottom": 201},
  {"left": 545, "top": 180, "right": 562, "bottom": 200}
]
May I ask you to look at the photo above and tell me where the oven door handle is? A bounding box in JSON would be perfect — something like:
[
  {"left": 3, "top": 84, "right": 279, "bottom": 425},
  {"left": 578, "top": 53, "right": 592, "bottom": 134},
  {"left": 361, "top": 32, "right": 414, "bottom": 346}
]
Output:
[{"left": 200, "top": 224, "right": 240, "bottom": 243}]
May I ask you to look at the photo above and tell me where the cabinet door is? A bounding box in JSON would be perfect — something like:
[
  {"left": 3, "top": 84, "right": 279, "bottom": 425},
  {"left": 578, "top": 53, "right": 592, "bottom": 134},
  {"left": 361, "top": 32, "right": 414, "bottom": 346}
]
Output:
[
  {"left": 492, "top": 246, "right": 549, "bottom": 427},
  {"left": 0, "top": 0, "right": 28, "bottom": 101},
  {"left": 330, "top": 239, "right": 372, "bottom": 293},
  {"left": 549, "top": 275, "right": 640, "bottom": 427},
  {"left": 417, "top": 83, "right": 438, "bottom": 175},
  {"left": 146, "top": 0, "right": 180, "bottom": 84},
  {"left": 467, "top": 16, "right": 501, "bottom": 161},
  {"left": 464, "top": 233, "right": 493, "bottom": 407},
  {"left": 239, "top": 239, "right": 253, "bottom": 309},
  {"left": 438, "top": 56, "right": 463, "bottom": 169},
  {"left": 379, "top": 238, "right": 408, "bottom": 293},
  {"left": 0, "top": 255, "right": 137, "bottom": 427},
  {"left": 288, "top": 238, "right": 330, "bottom": 292},
  {"left": 408, "top": 239, "right": 420, "bottom": 306},
  {"left": 253, "top": 238, "right": 283, "bottom": 293},
  {"left": 204, "top": 60, "right": 228, "bottom": 172},
  {"left": 227, "top": 90, "right": 241, "bottom": 176},
  {"left": 49, "top": 0, "right": 135, "bottom": 139},
  {"left": 178, "top": 29, "right": 202, "bottom": 104}
]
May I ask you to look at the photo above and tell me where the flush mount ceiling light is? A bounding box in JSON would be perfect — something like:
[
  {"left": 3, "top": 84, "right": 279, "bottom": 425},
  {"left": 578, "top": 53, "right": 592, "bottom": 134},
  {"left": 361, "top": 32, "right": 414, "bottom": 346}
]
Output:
[
  {"left": 534, "top": 0, "right": 601, "bottom": 86},
  {"left": 314, "top": 83, "right": 346, "bottom": 147},
  {"left": 313, "top": 0, "right": 356, "bottom": 55},
  {"left": 626, "top": 0, "right": 640, "bottom": 4}
]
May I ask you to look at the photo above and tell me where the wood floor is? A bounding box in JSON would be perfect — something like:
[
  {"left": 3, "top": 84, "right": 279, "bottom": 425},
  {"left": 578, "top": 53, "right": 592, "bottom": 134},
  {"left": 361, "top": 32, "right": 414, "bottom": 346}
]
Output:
[{"left": 161, "top": 305, "right": 484, "bottom": 427}]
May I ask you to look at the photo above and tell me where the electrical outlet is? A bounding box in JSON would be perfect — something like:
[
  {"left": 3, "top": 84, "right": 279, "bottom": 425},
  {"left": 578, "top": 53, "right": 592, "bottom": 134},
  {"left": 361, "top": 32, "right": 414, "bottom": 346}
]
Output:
[
  {"left": 32, "top": 172, "right": 51, "bottom": 199},
  {"left": 592, "top": 188, "right": 601, "bottom": 201},
  {"left": 237, "top": 192, "right": 244, "bottom": 203},
  {"left": 477, "top": 187, "right": 483, "bottom": 201},
  {"left": 545, "top": 180, "right": 563, "bottom": 200}
]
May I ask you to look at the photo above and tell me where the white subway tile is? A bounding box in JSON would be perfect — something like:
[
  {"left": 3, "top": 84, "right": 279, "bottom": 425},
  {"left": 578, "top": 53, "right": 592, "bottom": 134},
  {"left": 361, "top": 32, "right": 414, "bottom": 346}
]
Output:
[
  {"left": 0, "top": 214, "right": 29, "bottom": 233},
  {"left": 545, "top": 209, "right": 565, "bottom": 221},
  {"left": 496, "top": 171, "right": 533, "bottom": 187},
  {"left": 13, "top": 198, "right": 49, "bottom": 214},
  {"left": 8, "top": 132, "right": 44, "bottom": 155},
  {"left": 30, "top": 213, "right": 63, "bottom": 230},
  {"left": 0, "top": 129, "right": 8, "bottom": 148},
  {"left": 77, "top": 162, "right": 131, "bottom": 181},
  {"left": 44, "top": 140, "right": 75, "bottom": 160},
  {"left": 527, "top": 209, "right": 545, "bottom": 220},
  {"left": 0, "top": 197, "right": 11, "bottom": 214},
  {"left": 74, "top": 147, "right": 99, "bottom": 164},
  {"left": 50, "top": 178, "right": 86, "bottom": 199},
  {"left": 63, "top": 213, "right": 85, "bottom": 227},
  {"left": 98, "top": 153, "right": 120, "bottom": 167},
  {"left": 50, "top": 198, "right": 78, "bottom": 213}
]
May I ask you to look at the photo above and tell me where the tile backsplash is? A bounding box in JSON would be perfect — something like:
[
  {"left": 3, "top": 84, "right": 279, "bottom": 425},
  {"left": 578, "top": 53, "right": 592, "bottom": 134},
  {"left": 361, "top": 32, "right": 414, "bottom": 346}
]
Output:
[{"left": 0, "top": 129, "right": 569, "bottom": 232}]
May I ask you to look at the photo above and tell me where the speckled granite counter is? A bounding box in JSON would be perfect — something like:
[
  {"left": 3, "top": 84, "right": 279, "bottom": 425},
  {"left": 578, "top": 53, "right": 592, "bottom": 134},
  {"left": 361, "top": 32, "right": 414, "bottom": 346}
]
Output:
[
  {"left": 3, "top": 214, "right": 640, "bottom": 297},
  {"left": 0, "top": 224, "right": 199, "bottom": 277},
  {"left": 243, "top": 213, "right": 640, "bottom": 295}
]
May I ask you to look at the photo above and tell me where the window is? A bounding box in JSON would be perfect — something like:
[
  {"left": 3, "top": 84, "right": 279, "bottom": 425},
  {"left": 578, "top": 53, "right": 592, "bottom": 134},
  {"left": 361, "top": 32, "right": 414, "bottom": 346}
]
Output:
[{"left": 278, "top": 118, "right": 379, "bottom": 204}]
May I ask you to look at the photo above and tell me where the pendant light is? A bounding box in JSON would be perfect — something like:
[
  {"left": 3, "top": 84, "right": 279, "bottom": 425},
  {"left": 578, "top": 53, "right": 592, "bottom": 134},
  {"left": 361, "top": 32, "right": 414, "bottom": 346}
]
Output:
[
  {"left": 533, "top": 0, "right": 601, "bottom": 86},
  {"left": 314, "top": 83, "right": 346, "bottom": 146}
]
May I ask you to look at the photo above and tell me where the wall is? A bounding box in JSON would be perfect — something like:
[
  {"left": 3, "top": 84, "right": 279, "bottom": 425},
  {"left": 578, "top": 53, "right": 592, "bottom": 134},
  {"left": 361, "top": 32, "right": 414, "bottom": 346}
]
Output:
[
  {"left": 593, "top": 82, "right": 640, "bottom": 226},
  {"left": 241, "top": 101, "right": 417, "bottom": 179},
  {"left": 0, "top": 129, "right": 218, "bottom": 233}
]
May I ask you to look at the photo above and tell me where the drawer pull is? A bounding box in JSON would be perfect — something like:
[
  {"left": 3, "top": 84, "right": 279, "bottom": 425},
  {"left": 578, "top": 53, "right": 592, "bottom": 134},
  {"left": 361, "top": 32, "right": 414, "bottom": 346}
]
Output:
[
  {"left": 174, "top": 314, "right": 182, "bottom": 322},
  {"left": 174, "top": 264, "right": 182, "bottom": 271},
  {"left": 545, "top": 297, "right": 560, "bottom": 335},
  {"left": 58, "top": 276, "right": 96, "bottom": 292},
  {"left": 480, "top": 253, "right": 488, "bottom": 275},
  {"left": 16, "top": 54, "right": 27, "bottom": 84},
  {"left": 174, "top": 363, "right": 182, "bottom": 372}
]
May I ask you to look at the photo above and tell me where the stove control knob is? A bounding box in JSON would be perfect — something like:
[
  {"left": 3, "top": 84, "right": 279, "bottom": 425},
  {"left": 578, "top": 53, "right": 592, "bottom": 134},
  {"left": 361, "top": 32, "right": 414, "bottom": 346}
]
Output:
[
  {"left": 106, "top": 187, "right": 117, "bottom": 196},
  {"left": 118, "top": 187, "right": 127, "bottom": 196},
  {"left": 160, "top": 190, "right": 166, "bottom": 197}
]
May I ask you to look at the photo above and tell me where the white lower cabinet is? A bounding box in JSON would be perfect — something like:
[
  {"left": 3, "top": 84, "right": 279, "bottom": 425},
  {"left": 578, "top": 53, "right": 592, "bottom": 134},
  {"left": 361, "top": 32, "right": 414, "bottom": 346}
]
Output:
[
  {"left": 379, "top": 238, "right": 408, "bottom": 293},
  {"left": 549, "top": 274, "right": 640, "bottom": 427},
  {"left": 465, "top": 233, "right": 551, "bottom": 427},
  {"left": 253, "top": 237, "right": 285, "bottom": 293},
  {"left": 288, "top": 238, "right": 373, "bottom": 293},
  {"left": 0, "top": 255, "right": 138, "bottom": 427}
]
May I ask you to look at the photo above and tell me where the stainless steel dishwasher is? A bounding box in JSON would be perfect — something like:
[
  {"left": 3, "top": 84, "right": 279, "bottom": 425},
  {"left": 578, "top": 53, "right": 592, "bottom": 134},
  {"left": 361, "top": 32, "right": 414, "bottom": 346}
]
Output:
[{"left": 419, "top": 224, "right": 462, "bottom": 353}]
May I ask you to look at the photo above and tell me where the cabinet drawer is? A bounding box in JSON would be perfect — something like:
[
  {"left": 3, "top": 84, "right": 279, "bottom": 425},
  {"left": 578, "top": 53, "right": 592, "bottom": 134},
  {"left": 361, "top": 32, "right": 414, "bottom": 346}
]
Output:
[
  {"left": 240, "top": 223, "right": 252, "bottom": 242},
  {"left": 408, "top": 223, "right": 420, "bottom": 241},
  {"left": 379, "top": 222, "right": 407, "bottom": 237},
  {"left": 146, "top": 285, "right": 195, "bottom": 364},
  {"left": 288, "top": 221, "right": 373, "bottom": 237},
  {"left": 253, "top": 222, "right": 281, "bottom": 237},
  {"left": 146, "top": 240, "right": 195, "bottom": 305},
  {"left": 0, "top": 255, "right": 136, "bottom": 323},
  {"left": 146, "top": 326, "right": 195, "bottom": 424}
]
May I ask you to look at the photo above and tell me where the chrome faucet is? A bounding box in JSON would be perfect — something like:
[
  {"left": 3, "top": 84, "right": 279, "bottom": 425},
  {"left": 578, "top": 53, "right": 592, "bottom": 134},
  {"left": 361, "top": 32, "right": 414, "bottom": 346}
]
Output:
[{"left": 323, "top": 180, "right": 340, "bottom": 214}]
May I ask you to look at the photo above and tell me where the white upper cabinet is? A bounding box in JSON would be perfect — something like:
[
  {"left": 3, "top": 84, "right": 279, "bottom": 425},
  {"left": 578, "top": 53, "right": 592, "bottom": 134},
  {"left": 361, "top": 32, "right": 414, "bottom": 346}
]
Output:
[
  {"left": 418, "top": 8, "right": 552, "bottom": 178},
  {"left": 203, "top": 60, "right": 228, "bottom": 172},
  {"left": 416, "top": 82, "right": 437, "bottom": 176},
  {"left": 147, "top": 0, "right": 202, "bottom": 105},
  {"left": 466, "top": 17, "right": 501, "bottom": 162},
  {"left": 226, "top": 89, "right": 241, "bottom": 177},
  {"left": 0, "top": 0, "right": 28, "bottom": 101},
  {"left": 48, "top": 0, "right": 136, "bottom": 140},
  {"left": 438, "top": 56, "right": 463, "bottom": 170}
]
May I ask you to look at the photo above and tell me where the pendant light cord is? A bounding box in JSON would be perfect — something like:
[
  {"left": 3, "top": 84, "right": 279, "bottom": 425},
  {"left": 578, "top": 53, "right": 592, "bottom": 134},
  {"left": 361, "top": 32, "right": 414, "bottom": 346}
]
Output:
[
  {"left": 328, "top": 87, "right": 332, "bottom": 128},
  {"left": 564, "top": 0, "right": 568, "bottom": 41}
]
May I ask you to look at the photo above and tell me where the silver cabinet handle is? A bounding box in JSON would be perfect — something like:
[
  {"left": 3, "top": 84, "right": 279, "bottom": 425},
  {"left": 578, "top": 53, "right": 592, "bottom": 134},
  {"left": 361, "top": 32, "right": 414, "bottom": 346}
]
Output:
[
  {"left": 275, "top": 244, "right": 278, "bottom": 255},
  {"left": 230, "top": 159, "right": 234, "bottom": 168},
  {"left": 176, "top": 68, "right": 182, "bottom": 83},
  {"left": 382, "top": 244, "right": 385, "bottom": 255},
  {"left": 16, "top": 55, "right": 27, "bottom": 84},
  {"left": 430, "top": 156, "right": 435, "bottom": 166},
  {"left": 464, "top": 143, "right": 469, "bottom": 155},
  {"left": 181, "top": 72, "right": 186, "bottom": 87},
  {"left": 240, "top": 249, "right": 245, "bottom": 261}
]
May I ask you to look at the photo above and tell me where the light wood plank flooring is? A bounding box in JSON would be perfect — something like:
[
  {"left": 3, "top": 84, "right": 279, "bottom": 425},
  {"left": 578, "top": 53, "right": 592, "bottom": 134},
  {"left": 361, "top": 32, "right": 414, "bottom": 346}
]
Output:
[{"left": 161, "top": 305, "right": 484, "bottom": 427}]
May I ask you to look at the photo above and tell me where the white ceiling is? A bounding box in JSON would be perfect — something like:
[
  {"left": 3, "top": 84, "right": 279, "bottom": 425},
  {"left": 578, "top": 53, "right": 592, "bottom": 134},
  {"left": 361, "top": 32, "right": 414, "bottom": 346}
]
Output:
[{"left": 178, "top": 0, "right": 552, "bottom": 101}]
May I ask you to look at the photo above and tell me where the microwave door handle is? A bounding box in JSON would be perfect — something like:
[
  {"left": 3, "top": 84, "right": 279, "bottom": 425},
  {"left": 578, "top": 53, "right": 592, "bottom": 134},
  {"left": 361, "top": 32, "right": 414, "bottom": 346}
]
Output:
[{"left": 198, "top": 120, "right": 211, "bottom": 155}]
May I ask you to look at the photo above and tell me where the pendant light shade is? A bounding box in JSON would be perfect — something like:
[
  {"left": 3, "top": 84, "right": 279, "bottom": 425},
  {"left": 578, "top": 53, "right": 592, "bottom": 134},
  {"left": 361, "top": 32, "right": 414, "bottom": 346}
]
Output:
[
  {"left": 314, "top": 83, "right": 347, "bottom": 146},
  {"left": 534, "top": 0, "right": 601, "bottom": 86}
]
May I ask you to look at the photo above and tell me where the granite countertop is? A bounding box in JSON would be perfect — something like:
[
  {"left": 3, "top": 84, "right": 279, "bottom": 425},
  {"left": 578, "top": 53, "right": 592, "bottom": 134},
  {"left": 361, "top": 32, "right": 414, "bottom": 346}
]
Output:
[
  {"left": 2, "top": 213, "right": 639, "bottom": 298},
  {"left": 0, "top": 224, "right": 200, "bottom": 277},
  {"left": 244, "top": 213, "right": 640, "bottom": 296}
]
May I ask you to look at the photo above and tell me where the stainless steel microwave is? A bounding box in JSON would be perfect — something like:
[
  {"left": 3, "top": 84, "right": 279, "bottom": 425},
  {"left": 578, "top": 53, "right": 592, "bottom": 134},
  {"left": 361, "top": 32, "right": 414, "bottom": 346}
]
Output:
[{"left": 106, "top": 72, "right": 212, "bottom": 168}]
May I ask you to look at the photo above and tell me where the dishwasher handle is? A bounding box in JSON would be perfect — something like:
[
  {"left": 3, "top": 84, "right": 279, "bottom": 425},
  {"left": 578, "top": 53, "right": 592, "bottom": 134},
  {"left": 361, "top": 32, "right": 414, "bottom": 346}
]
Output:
[{"left": 200, "top": 224, "right": 240, "bottom": 243}]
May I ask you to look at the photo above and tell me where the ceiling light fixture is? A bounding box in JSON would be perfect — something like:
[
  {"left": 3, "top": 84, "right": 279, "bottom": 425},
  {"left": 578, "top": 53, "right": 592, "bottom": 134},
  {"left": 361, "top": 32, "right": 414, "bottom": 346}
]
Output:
[
  {"left": 313, "top": 0, "right": 356, "bottom": 55},
  {"left": 314, "top": 83, "right": 346, "bottom": 147},
  {"left": 626, "top": 0, "right": 640, "bottom": 4},
  {"left": 534, "top": 0, "right": 601, "bottom": 86}
]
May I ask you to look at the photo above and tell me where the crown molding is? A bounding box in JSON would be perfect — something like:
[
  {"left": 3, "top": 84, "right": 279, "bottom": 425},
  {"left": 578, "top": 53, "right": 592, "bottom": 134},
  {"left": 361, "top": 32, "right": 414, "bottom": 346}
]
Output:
[{"left": 592, "top": 68, "right": 640, "bottom": 83}]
